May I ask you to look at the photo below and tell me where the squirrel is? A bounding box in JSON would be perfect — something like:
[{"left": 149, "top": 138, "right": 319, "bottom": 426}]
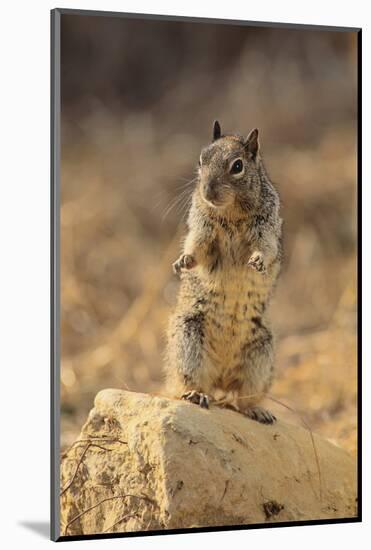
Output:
[{"left": 164, "top": 121, "right": 283, "bottom": 424}]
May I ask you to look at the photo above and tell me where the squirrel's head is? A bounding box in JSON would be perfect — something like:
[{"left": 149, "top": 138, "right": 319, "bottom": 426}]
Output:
[{"left": 197, "top": 121, "right": 261, "bottom": 212}]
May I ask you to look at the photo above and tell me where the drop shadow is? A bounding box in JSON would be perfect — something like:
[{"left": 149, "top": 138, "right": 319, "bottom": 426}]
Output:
[{"left": 18, "top": 521, "right": 50, "bottom": 539}]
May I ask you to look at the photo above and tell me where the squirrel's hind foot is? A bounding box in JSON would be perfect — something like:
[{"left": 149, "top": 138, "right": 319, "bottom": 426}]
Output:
[
  {"left": 244, "top": 406, "right": 276, "bottom": 424},
  {"left": 216, "top": 402, "right": 276, "bottom": 424},
  {"left": 182, "top": 390, "right": 209, "bottom": 409}
]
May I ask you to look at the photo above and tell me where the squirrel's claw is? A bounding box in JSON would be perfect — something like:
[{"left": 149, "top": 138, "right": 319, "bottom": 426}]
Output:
[
  {"left": 248, "top": 252, "right": 267, "bottom": 274},
  {"left": 182, "top": 390, "right": 209, "bottom": 409},
  {"left": 172, "top": 254, "right": 196, "bottom": 275},
  {"left": 244, "top": 406, "right": 276, "bottom": 424}
]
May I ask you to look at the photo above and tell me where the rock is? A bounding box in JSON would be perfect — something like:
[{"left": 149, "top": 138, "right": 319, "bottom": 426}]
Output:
[{"left": 60, "top": 389, "right": 357, "bottom": 536}]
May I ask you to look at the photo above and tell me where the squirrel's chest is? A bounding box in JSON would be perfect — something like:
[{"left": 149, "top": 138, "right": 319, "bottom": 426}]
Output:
[{"left": 215, "top": 227, "right": 251, "bottom": 265}]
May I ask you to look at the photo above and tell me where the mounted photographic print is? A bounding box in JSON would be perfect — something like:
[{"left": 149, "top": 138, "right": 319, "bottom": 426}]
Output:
[{"left": 51, "top": 8, "right": 361, "bottom": 541}]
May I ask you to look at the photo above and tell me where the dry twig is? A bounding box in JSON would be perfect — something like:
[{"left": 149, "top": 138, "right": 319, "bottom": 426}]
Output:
[
  {"left": 61, "top": 438, "right": 127, "bottom": 496},
  {"left": 60, "top": 443, "right": 92, "bottom": 497},
  {"left": 64, "top": 493, "right": 155, "bottom": 535},
  {"left": 103, "top": 513, "right": 138, "bottom": 533},
  {"left": 62, "top": 436, "right": 127, "bottom": 459}
]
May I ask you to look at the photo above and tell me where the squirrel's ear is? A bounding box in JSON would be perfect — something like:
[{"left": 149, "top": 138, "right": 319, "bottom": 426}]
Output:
[
  {"left": 212, "top": 120, "right": 221, "bottom": 141},
  {"left": 244, "top": 128, "right": 259, "bottom": 159}
]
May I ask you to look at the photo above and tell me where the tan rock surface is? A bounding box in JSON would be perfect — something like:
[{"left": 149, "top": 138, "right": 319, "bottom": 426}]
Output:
[{"left": 60, "top": 389, "right": 357, "bottom": 536}]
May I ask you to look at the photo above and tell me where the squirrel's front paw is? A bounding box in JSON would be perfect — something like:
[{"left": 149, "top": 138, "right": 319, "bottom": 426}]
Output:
[
  {"left": 172, "top": 254, "right": 196, "bottom": 275},
  {"left": 248, "top": 252, "right": 266, "bottom": 274}
]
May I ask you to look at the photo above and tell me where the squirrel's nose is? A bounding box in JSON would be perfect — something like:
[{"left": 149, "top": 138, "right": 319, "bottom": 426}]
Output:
[{"left": 204, "top": 180, "right": 218, "bottom": 201}]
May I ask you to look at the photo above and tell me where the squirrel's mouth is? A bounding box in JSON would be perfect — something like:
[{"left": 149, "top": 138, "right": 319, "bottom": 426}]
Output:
[
  {"left": 201, "top": 189, "right": 224, "bottom": 208},
  {"left": 203, "top": 197, "right": 223, "bottom": 208}
]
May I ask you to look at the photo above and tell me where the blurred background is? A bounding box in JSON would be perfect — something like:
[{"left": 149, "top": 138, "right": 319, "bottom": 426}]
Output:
[{"left": 60, "top": 14, "right": 358, "bottom": 455}]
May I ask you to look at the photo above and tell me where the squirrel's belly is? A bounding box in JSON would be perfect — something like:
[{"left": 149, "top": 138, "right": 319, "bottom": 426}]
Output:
[
  {"left": 203, "top": 268, "right": 271, "bottom": 365},
  {"left": 178, "top": 266, "right": 272, "bottom": 365}
]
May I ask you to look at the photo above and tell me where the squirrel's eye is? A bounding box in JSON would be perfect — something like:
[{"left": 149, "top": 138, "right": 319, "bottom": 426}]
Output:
[{"left": 230, "top": 159, "right": 243, "bottom": 174}]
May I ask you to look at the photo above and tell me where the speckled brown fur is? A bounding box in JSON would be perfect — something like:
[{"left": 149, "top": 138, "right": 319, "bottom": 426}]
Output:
[{"left": 164, "top": 122, "right": 283, "bottom": 424}]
